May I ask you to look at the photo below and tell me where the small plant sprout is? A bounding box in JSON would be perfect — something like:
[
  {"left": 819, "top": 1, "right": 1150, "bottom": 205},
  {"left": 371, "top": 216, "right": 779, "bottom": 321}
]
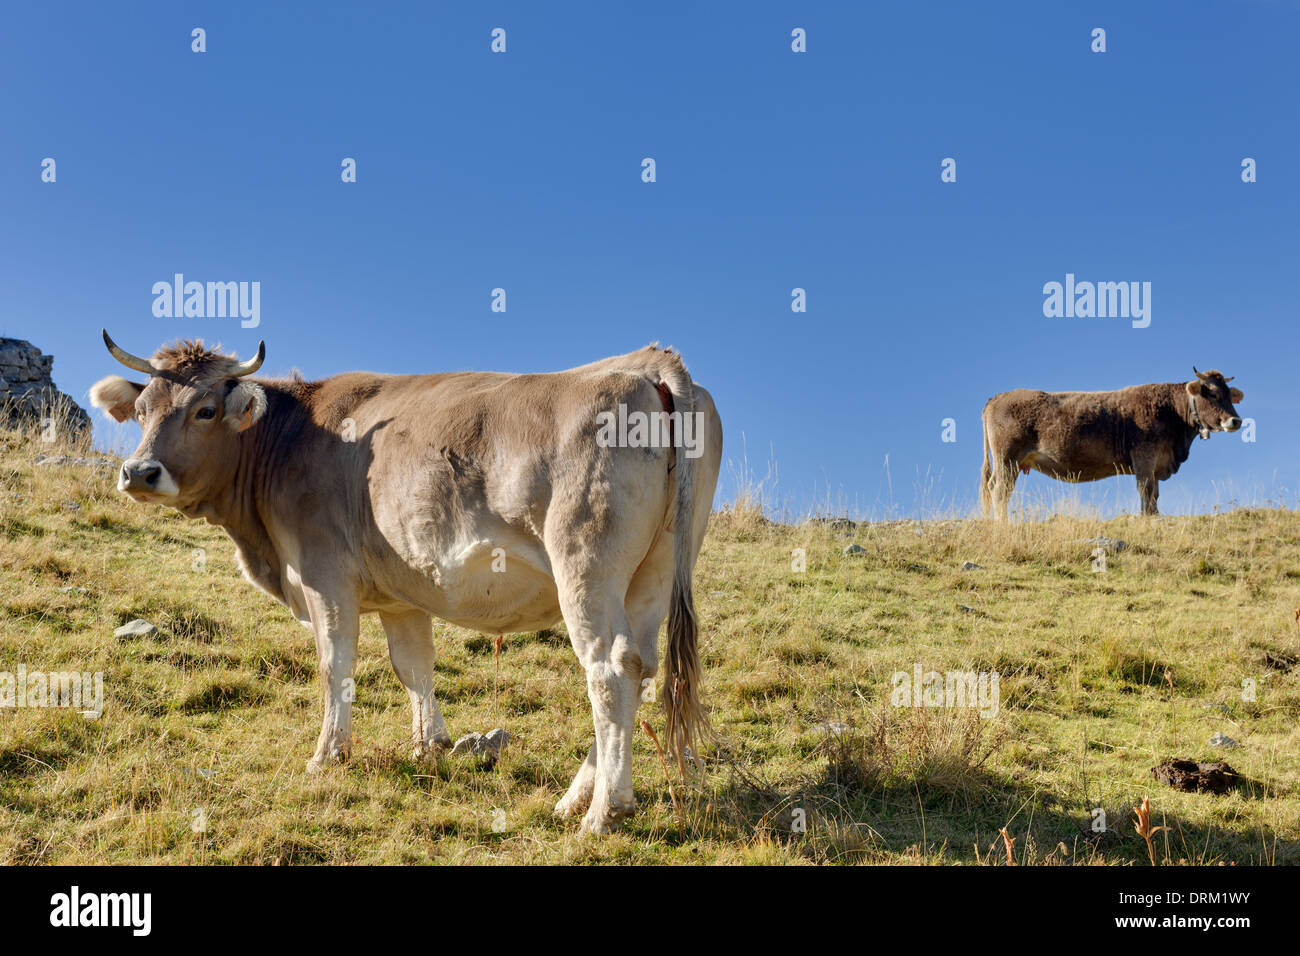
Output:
[
  {"left": 998, "top": 826, "right": 1016, "bottom": 866},
  {"left": 641, "top": 720, "right": 682, "bottom": 826},
  {"left": 1133, "top": 796, "right": 1169, "bottom": 866}
]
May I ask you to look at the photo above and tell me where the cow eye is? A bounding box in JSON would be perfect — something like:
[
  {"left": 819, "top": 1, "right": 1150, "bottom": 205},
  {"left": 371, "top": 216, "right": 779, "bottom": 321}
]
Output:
[{"left": 196, "top": 407, "right": 218, "bottom": 421}]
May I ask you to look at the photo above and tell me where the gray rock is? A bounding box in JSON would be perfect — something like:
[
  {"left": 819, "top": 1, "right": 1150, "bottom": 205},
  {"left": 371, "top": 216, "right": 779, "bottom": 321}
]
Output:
[
  {"left": 808, "top": 517, "right": 857, "bottom": 531},
  {"left": 958, "top": 604, "right": 976, "bottom": 613},
  {"left": 960, "top": 561, "right": 984, "bottom": 571},
  {"left": 450, "top": 732, "right": 482, "bottom": 755},
  {"left": 1075, "top": 536, "right": 1128, "bottom": 552},
  {"left": 1208, "top": 732, "right": 1239, "bottom": 749},
  {"left": 114, "top": 619, "right": 158, "bottom": 640},
  {"left": 814, "top": 721, "right": 849, "bottom": 735},
  {"left": 33, "top": 455, "right": 115, "bottom": 468},
  {"left": 843, "top": 544, "right": 867, "bottom": 556},
  {"left": 57, "top": 585, "right": 88, "bottom": 595},
  {"left": 0, "top": 338, "right": 90, "bottom": 436},
  {"left": 451, "top": 728, "right": 512, "bottom": 764}
]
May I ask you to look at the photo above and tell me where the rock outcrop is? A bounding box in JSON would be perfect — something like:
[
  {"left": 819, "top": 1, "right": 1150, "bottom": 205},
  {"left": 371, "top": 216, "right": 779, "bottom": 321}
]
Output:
[{"left": 0, "top": 337, "right": 90, "bottom": 437}]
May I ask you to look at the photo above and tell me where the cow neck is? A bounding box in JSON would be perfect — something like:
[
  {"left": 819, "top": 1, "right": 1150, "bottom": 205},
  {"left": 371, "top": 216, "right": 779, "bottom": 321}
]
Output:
[
  {"left": 200, "top": 383, "right": 301, "bottom": 589},
  {"left": 1177, "top": 383, "right": 1205, "bottom": 439}
]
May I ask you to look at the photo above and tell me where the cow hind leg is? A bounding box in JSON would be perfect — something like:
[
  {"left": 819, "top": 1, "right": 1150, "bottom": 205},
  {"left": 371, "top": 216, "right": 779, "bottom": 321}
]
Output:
[
  {"left": 555, "top": 531, "right": 673, "bottom": 821},
  {"left": 990, "top": 458, "right": 1019, "bottom": 520},
  {"left": 557, "top": 586, "right": 643, "bottom": 835},
  {"left": 979, "top": 457, "right": 993, "bottom": 518},
  {"left": 380, "top": 608, "right": 452, "bottom": 760}
]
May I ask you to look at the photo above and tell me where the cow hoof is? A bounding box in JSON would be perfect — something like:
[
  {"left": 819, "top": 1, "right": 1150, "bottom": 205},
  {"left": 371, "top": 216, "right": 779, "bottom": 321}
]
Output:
[
  {"left": 554, "top": 791, "right": 592, "bottom": 819},
  {"left": 579, "top": 799, "right": 635, "bottom": 836},
  {"left": 412, "top": 735, "right": 452, "bottom": 762},
  {"left": 306, "top": 747, "right": 350, "bottom": 774}
]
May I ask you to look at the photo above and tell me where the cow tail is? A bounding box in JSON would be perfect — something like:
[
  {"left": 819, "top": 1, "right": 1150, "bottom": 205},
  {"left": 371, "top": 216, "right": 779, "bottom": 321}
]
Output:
[
  {"left": 659, "top": 354, "right": 711, "bottom": 774},
  {"left": 980, "top": 402, "right": 993, "bottom": 518}
]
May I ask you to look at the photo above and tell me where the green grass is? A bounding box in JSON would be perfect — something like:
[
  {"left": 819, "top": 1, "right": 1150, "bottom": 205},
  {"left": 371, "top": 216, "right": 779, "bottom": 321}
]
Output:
[{"left": 1, "top": 426, "right": 1297, "bottom": 864}]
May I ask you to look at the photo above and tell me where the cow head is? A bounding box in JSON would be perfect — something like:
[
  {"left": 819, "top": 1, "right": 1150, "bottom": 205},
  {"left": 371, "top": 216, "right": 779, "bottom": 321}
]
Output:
[
  {"left": 1186, "top": 367, "right": 1244, "bottom": 440},
  {"left": 89, "top": 330, "right": 267, "bottom": 508}
]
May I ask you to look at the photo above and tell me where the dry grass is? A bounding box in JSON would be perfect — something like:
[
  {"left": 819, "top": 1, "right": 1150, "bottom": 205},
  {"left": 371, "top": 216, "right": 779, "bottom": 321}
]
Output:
[{"left": 1, "top": 417, "right": 1297, "bottom": 864}]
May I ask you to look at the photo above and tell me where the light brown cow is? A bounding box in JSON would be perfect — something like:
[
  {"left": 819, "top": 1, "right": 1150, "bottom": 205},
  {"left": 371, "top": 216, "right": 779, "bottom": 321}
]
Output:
[
  {"left": 90, "top": 331, "right": 722, "bottom": 834},
  {"left": 980, "top": 368, "right": 1244, "bottom": 518}
]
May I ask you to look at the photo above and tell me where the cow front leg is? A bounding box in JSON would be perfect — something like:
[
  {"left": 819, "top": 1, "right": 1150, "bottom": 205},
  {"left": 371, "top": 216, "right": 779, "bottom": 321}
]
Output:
[
  {"left": 554, "top": 743, "right": 597, "bottom": 818},
  {"left": 380, "top": 608, "right": 451, "bottom": 760},
  {"left": 304, "top": 588, "right": 360, "bottom": 773},
  {"left": 1132, "top": 449, "right": 1160, "bottom": 516},
  {"left": 1137, "top": 474, "right": 1159, "bottom": 515}
]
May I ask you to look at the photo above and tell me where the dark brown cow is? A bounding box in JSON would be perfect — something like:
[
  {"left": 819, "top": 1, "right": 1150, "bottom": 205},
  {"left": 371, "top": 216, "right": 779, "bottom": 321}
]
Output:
[{"left": 980, "top": 368, "right": 1244, "bottom": 518}]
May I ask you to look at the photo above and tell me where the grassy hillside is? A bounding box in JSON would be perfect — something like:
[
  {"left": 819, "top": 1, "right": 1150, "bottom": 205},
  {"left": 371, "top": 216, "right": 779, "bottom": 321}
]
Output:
[{"left": 2, "top": 424, "right": 1298, "bottom": 865}]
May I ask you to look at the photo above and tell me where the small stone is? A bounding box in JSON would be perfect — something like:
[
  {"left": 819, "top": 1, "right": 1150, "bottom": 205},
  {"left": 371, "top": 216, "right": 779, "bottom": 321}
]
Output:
[
  {"left": 450, "top": 732, "right": 483, "bottom": 756},
  {"left": 1208, "top": 732, "right": 1239, "bottom": 749},
  {"left": 843, "top": 544, "right": 867, "bottom": 556},
  {"left": 481, "top": 728, "right": 512, "bottom": 757},
  {"left": 451, "top": 729, "right": 511, "bottom": 765},
  {"left": 57, "top": 585, "right": 88, "bottom": 595},
  {"left": 959, "top": 604, "right": 976, "bottom": 613},
  {"left": 114, "top": 619, "right": 157, "bottom": 640},
  {"left": 960, "top": 561, "right": 984, "bottom": 571}
]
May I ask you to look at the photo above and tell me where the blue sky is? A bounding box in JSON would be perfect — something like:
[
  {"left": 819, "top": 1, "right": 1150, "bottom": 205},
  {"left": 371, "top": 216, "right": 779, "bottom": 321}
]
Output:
[{"left": 3, "top": 1, "right": 1297, "bottom": 517}]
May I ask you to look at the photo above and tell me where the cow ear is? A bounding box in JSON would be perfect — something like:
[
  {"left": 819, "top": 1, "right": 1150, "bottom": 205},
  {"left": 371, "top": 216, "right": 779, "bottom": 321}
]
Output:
[
  {"left": 89, "top": 376, "right": 144, "bottom": 423},
  {"left": 1230, "top": 387, "right": 1244, "bottom": 403},
  {"left": 224, "top": 381, "right": 267, "bottom": 433},
  {"left": 1185, "top": 381, "right": 1203, "bottom": 397}
]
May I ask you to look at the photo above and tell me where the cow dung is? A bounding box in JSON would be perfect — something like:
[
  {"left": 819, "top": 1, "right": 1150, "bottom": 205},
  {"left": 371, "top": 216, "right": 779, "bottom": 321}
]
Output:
[{"left": 1151, "top": 759, "right": 1238, "bottom": 794}]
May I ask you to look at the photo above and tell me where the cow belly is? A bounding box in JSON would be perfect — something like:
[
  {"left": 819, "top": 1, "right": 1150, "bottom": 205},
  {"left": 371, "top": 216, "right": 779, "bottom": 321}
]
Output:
[
  {"left": 379, "top": 525, "right": 563, "bottom": 634},
  {"left": 1024, "top": 452, "right": 1129, "bottom": 482},
  {"left": 436, "top": 568, "right": 562, "bottom": 634}
]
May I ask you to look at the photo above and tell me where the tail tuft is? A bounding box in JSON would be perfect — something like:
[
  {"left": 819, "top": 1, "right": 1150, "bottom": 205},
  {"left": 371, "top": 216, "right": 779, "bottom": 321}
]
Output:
[{"left": 659, "top": 355, "right": 711, "bottom": 773}]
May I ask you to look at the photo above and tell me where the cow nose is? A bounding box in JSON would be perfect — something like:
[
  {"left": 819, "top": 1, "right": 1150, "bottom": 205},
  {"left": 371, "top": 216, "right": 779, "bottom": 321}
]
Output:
[
  {"left": 120, "top": 458, "right": 162, "bottom": 491},
  {"left": 1225, "top": 417, "right": 1242, "bottom": 431}
]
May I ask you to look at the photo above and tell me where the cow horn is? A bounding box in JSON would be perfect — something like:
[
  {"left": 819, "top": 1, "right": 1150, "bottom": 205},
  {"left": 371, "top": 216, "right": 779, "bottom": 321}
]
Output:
[
  {"left": 102, "top": 329, "right": 157, "bottom": 374},
  {"left": 230, "top": 341, "right": 266, "bottom": 377},
  {"left": 1193, "top": 366, "right": 1209, "bottom": 380},
  {"left": 1223, "top": 375, "right": 1234, "bottom": 382}
]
